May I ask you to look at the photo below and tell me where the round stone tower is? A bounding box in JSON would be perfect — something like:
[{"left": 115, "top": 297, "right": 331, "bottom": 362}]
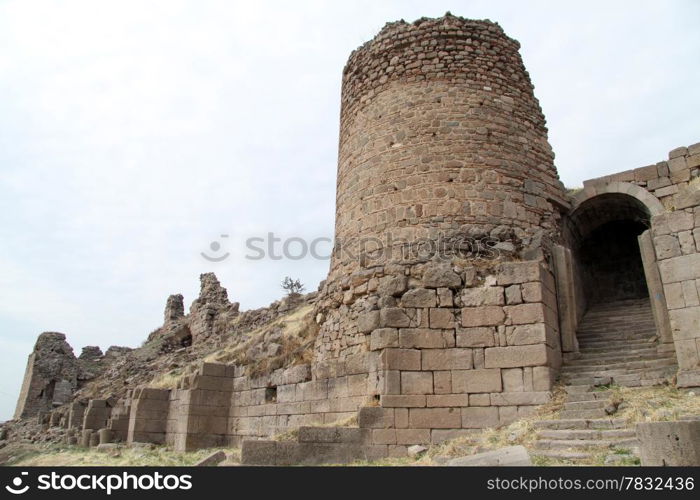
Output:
[{"left": 330, "top": 14, "right": 566, "bottom": 279}]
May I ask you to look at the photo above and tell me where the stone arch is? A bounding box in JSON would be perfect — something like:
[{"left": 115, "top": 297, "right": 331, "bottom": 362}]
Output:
[{"left": 571, "top": 181, "right": 665, "bottom": 218}]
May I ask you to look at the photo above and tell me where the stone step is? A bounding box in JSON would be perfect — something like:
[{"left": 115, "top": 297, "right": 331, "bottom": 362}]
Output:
[
  {"left": 565, "top": 353, "right": 674, "bottom": 366},
  {"left": 577, "top": 346, "right": 659, "bottom": 355},
  {"left": 530, "top": 449, "right": 593, "bottom": 461},
  {"left": 561, "top": 361, "right": 678, "bottom": 378},
  {"left": 562, "top": 367, "right": 676, "bottom": 385},
  {"left": 297, "top": 426, "right": 368, "bottom": 444},
  {"left": 533, "top": 438, "right": 639, "bottom": 450},
  {"left": 565, "top": 390, "right": 613, "bottom": 402},
  {"left": 564, "top": 383, "right": 610, "bottom": 393},
  {"left": 534, "top": 419, "right": 627, "bottom": 430},
  {"left": 562, "top": 376, "right": 614, "bottom": 387},
  {"left": 536, "top": 429, "right": 636, "bottom": 440},
  {"left": 559, "top": 409, "right": 609, "bottom": 419},
  {"left": 562, "top": 400, "right": 609, "bottom": 411},
  {"left": 241, "top": 439, "right": 387, "bottom": 466},
  {"left": 576, "top": 338, "right": 656, "bottom": 347}
]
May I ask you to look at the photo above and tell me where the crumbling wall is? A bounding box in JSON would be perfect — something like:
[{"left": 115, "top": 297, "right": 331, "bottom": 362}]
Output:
[{"left": 14, "top": 332, "right": 80, "bottom": 419}]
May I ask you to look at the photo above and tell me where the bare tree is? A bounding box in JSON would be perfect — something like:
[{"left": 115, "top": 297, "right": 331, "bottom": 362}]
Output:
[{"left": 281, "top": 276, "right": 305, "bottom": 296}]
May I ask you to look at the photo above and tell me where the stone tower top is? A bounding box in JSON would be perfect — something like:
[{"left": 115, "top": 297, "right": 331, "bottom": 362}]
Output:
[{"left": 329, "top": 14, "right": 567, "bottom": 278}]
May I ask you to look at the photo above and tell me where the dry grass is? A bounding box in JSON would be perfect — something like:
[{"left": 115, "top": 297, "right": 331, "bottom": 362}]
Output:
[
  {"left": 611, "top": 384, "right": 700, "bottom": 423},
  {"left": 8, "top": 444, "right": 238, "bottom": 467},
  {"left": 146, "top": 304, "right": 317, "bottom": 389}
]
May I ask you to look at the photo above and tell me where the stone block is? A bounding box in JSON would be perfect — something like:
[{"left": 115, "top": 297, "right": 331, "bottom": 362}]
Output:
[
  {"left": 634, "top": 164, "right": 659, "bottom": 181},
  {"left": 469, "top": 394, "right": 491, "bottom": 406},
  {"left": 381, "top": 395, "right": 426, "bottom": 407},
  {"left": 378, "top": 275, "right": 408, "bottom": 297},
  {"left": 433, "top": 371, "right": 452, "bottom": 394},
  {"left": 409, "top": 408, "right": 461, "bottom": 428},
  {"left": 461, "top": 407, "right": 499, "bottom": 428},
  {"left": 461, "top": 306, "right": 505, "bottom": 327},
  {"left": 664, "top": 283, "right": 686, "bottom": 310},
  {"left": 505, "top": 303, "right": 545, "bottom": 325},
  {"left": 399, "top": 328, "right": 454, "bottom": 349},
  {"left": 484, "top": 345, "right": 548, "bottom": 368},
  {"left": 199, "top": 363, "right": 227, "bottom": 377},
  {"left": 195, "top": 450, "right": 227, "bottom": 466},
  {"left": 401, "top": 371, "right": 433, "bottom": 395},
  {"left": 422, "top": 264, "right": 462, "bottom": 288},
  {"left": 501, "top": 368, "right": 524, "bottom": 392},
  {"left": 380, "top": 307, "right": 412, "bottom": 328},
  {"left": 452, "top": 369, "right": 502, "bottom": 393},
  {"left": 521, "top": 282, "right": 544, "bottom": 303},
  {"left": 461, "top": 287, "right": 505, "bottom": 306},
  {"left": 456, "top": 327, "right": 496, "bottom": 347},
  {"left": 422, "top": 348, "right": 473, "bottom": 370},
  {"left": 401, "top": 288, "right": 437, "bottom": 307},
  {"left": 396, "top": 429, "right": 431, "bottom": 445},
  {"left": 426, "top": 394, "right": 470, "bottom": 407},
  {"left": 372, "top": 429, "right": 396, "bottom": 445},
  {"left": 429, "top": 308, "right": 456, "bottom": 328},
  {"left": 668, "top": 156, "right": 687, "bottom": 172},
  {"left": 505, "top": 285, "right": 522, "bottom": 305},
  {"left": 497, "top": 261, "right": 542, "bottom": 285},
  {"left": 532, "top": 366, "right": 554, "bottom": 391},
  {"left": 437, "top": 288, "right": 454, "bottom": 307},
  {"left": 379, "top": 348, "right": 421, "bottom": 371},
  {"left": 637, "top": 421, "right": 700, "bottom": 465},
  {"left": 358, "top": 407, "right": 394, "bottom": 429},
  {"left": 446, "top": 445, "right": 531, "bottom": 466},
  {"left": 357, "top": 311, "right": 380, "bottom": 333},
  {"left": 669, "top": 306, "right": 700, "bottom": 341},
  {"left": 377, "top": 370, "right": 401, "bottom": 395},
  {"left": 655, "top": 235, "right": 682, "bottom": 260},
  {"left": 489, "top": 391, "right": 550, "bottom": 406},
  {"left": 394, "top": 408, "right": 409, "bottom": 428},
  {"left": 370, "top": 328, "right": 399, "bottom": 350},
  {"left": 505, "top": 324, "right": 547, "bottom": 345}
]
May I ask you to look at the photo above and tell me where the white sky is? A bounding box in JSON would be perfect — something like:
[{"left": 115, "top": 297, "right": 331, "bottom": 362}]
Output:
[{"left": 0, "top": 0, "right": 698, "bottom": 420}]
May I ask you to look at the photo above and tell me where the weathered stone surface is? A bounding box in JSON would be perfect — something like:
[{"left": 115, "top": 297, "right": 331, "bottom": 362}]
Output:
[
  {"left": 378, "top": 275, "right": 408, "bottom": 297},
  {"left": 409, "top": 408, "right": 461, "bottom": 428},
  {"left": 456, "top": 327, "right": 496, "bottom": 347},
  {"left": 452, "top": 369, "right": 502, "bottom": 393},
  {"left": 370, "top": 328, "right": 399, "bottom": 350},
  {"left": 401, "top": 288, "right": 437, "bottom": 308},
  {"left": 485, "top": 345, "right": 548, "bottom": 368},
  {"left": 195, "top": 450, "right": 227, "bottom": 466},
  {"left": 399, "top": 328, "right": 454, "bottom": 349},
  {"left": 461, "top": 306, "right": 505, "bottom": 327},
  {"left": 637, "top": 421, "right": 700, "bottom": 466},
  {"left": 461, "top": 407, "right": 500, "bottom": 428},
  {"left": 422, "top": 349, "right": 473, "bottom": 370},
  {"left": 422, "top": 263, "right": 462, "bottom": 288},
  {"left": 461, "top": 287, "right": 504, "bottom": 306},
  {"left": 14, "top": 332, "right": 80, "bottom": 419},
  {"left": 447, "top": 445, "right": 531, "bottom": 466}
]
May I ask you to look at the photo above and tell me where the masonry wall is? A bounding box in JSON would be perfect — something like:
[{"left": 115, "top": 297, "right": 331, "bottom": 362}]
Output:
[{"left": 652, "top": 201, "right": 700, "bottom": 387}]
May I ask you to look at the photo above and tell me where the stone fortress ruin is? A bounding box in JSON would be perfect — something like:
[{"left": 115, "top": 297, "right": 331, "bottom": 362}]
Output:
[{"left": 11, "top": 14, "right": 700, "bottom": 464}]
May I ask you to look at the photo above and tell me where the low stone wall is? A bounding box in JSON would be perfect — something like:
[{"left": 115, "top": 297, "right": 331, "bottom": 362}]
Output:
[{"left": 652, "top": 199, "right": 700, "bottom": 387}]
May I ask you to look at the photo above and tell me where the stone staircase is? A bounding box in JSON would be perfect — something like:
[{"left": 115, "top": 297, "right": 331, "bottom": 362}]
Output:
[{"left": 531, "top": 298, "right": 677, "bottom": 464}]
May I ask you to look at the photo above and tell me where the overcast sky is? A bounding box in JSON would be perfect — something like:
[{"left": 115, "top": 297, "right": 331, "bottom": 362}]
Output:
[{"left": 0, "top": 0, "right": 698, "bottom": 420}]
